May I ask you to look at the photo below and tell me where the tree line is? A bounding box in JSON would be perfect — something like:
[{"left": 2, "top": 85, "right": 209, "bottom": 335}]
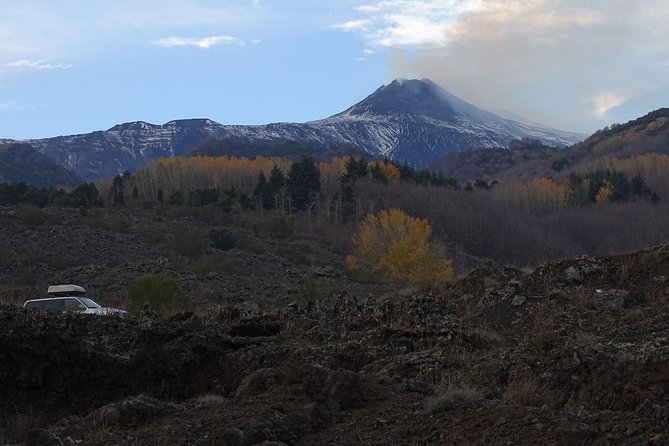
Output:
[
  {"left": 2, "top": 152, "right": 666, "bottom": 268},
  {"left": 0, "top": 182, "right": 102, "bottom": 209}
]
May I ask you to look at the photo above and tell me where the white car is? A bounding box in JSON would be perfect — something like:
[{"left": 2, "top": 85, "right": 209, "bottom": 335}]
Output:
[{"left": 23, "top": 284, "right": 128, "bottom": 316}]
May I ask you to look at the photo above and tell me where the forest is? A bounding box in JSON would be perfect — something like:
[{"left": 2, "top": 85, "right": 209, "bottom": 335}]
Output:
[{"left": 2, "top": 150, "right": 667, "bottom": 270}]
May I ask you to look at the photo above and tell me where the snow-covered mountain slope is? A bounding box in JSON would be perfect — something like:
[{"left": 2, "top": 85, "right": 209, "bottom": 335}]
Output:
[
  {"left": 22, "top": 79, "right": 584, "bottom": 180},
  {"left": 311, "top": 79, "right": 584, "bottom": 163}
]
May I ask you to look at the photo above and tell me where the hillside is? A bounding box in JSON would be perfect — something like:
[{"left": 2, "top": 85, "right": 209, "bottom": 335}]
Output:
[
  {"left": 0, "top": 143, "right": 80, "bottom": 187},
  {"left": 2, "top": 202, "right": 669, "bottom": 444},
  {"left": 15, "top": 79, "right": 582, "bottom": 181},
  {"left": 432, "top": 109, "right": 669, "bottom": 183},
  {"left": 573, "top": 108, "right": 669, "bottom": 157}
]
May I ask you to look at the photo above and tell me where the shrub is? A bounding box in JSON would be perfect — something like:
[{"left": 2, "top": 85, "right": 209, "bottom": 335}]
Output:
[
  {"left": 127, "top": 273, "right": 190, "bottom": 315},
  {"left": 0, "top": 245, "right": 9, "bottom": 269},
  {"left": 209, "top": 228, "right": 236, "bottom": 251},
  {"left": 17, "top": 267, "right": 36, "bottom": 286},
  {"left": 138, "top": 224, "right": 166, "bottom": 245},
  {"left": 24, "top": 245, "right": 46, "bottom": 263},
  {"left": 274, "top": 245, "right": 310, "bottom": 265},
  {"left": 197, "top": 253, "right": 243, "bottom": 275},
  {"left": 347, "top": 209, "right": 454, "bottom": 289},
  {"left": 238, "top": 192, "right": 255, "bottom": 210},
  {"left": 17, "top": 204, "right": 48, "bottom": 226},
  {"left": 263, "top": 215, "right": 294, "bottom": 239},
  {"left": 172, "top": 228, "right": 206, "bottom": 257}
]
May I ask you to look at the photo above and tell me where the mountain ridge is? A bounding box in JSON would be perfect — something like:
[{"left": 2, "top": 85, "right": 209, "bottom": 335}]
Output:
[
  {"left": 14, "top": 79, "right": 584, "bottom": 180},
  {"left": 0, "top": 142, "right": 81, "bottom": 186}
]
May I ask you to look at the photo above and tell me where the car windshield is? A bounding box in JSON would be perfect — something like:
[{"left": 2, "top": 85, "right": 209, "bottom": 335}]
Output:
[{"left": 79, "top": 297, "right": 101, "bottom": 309}]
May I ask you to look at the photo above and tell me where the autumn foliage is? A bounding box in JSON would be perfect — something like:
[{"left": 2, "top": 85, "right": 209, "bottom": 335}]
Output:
[
  {"left": 87, "top": 151, "right": 668, "bottom": 268},
  {"left": 346, "top": 209, "right": 454, "bottom": 288}
]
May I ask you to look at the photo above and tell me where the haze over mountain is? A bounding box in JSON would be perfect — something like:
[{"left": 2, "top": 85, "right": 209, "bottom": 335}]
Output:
[{"left": 7, "top": 79, "right": 583, "bottom": 180}]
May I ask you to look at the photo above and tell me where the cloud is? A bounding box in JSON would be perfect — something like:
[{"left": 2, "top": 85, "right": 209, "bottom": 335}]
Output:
[
  {"left": 339, "top": 0, "right": 669, "bottom": 131},
  {"left": 335, "top": 0, "right": 482, "bottom": 47},
  {"left": 591, "top": 92, "right": 627, "bottom": 118},
  {"left": 0, "top": 1, "right": 272, "bottom": 62},
  {"left": 4, "top": 59, "right": 71, "bottom": 70},
  {"left": 332, "top": 19, "right": 371, "bottom": 32},
  {"left": 151, "top": 35, "right": 239, "bottom": 48},
  {"left": 0, "top": 99, "right": 32, "bottom": 112}
]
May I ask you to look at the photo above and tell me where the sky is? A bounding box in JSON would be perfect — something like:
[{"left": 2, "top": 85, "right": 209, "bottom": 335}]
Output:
[{"left": 0, "top": 0, "right": 668, "bottom": 139}]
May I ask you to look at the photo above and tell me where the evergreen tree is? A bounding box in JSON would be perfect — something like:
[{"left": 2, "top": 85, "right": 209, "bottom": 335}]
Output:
[
  {"left": 342, "top": 156, "right": 368, "bottom": 182},
  {"left": 110, "top": 175, "right": 125, "bottom": 206},
  {"left": 268, "top": 164, "right": 285, "bottom": 191},
  {"left": 68, "top": 183, "right": 100, "bottom": 208},
  {"left": 254, "top": 170, "right": 273, "bottom": 209},
  {"left": 287, "top": 155, "right": 320, "bottom": 211},
  {"left": 268, "top": 164, "right": 286, "bottom": 208},
  {"left": 369, "top": 164, "right": 388, "bottom": 184}
]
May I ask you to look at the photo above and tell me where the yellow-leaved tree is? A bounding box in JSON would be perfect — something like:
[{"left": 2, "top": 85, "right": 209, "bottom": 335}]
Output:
[
  {"left": 595, "top": 179, "right": 614, "bottom": 204},
  {"left": 346, "top": 208, "right": 454, "bottom": 288}
]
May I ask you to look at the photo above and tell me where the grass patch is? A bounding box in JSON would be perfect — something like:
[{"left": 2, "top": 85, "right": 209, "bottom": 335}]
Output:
[
  {"left": 235, "top": 236, "right": 267, "bottom": 255},
  {"left": 274, "top": 245, "right": 311, "bottom": 265},
  {"left": 286, "top": 278, "right": 335, "bottom": 304},
  {"left": 388, "top": 287, "right": 419, "bottom": 305},
  {"left": 346, "top": 266, "right": 383, "bottom": 285},
  {"left": 570, "top": 286, "right": 595, "bottom": 311},
  {"left": 16, "top": 205, "right": 55, "bottom": 226},
  {"left": 468, "top": 328, "right": 506, "bottom": 349},
  {"left": 198, "top": 253, "right": 244, "bottom": 275},
  {"left": 127, "top": 273, "right": 191, "bottom": 315},
  {"left": 3, "top": 408, "right": 49, "bottom": 445},
  {"left": 521, "top": 321, "right": 561, "bottom": 355},
  {"left": 82, "top": 210, "right": 129, "bottom": 232},
  {"left": 502, "top": 377, "right": 546, "bottom": 407},
  {"left": 423, "top": 385, "right": 483, "bottom": 414},
  {"left": 644, "top": 288, "right": 669, "bottom": 309}
]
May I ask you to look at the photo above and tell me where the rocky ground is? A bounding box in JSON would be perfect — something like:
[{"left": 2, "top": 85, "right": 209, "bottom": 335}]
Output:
[
  {"left": 2, "top": 214, "right": 669, "bottom": 445},
  {"left": 0, "top": 206, "right": 390, "bottom": 311}
]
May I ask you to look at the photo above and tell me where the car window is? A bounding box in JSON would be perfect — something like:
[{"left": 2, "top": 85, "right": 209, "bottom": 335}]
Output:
[
  {"left": 79, "top": 297, "right": 101, "bottom": 309},
  {"left": 63, "top": 298, "right": 85, "bottom": 311},
  {"left": 25, "top": 300, "right": 45, "bottom": 310},
  {"left": 43, "top": 299, "right": 65, "bottom": 311}
]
